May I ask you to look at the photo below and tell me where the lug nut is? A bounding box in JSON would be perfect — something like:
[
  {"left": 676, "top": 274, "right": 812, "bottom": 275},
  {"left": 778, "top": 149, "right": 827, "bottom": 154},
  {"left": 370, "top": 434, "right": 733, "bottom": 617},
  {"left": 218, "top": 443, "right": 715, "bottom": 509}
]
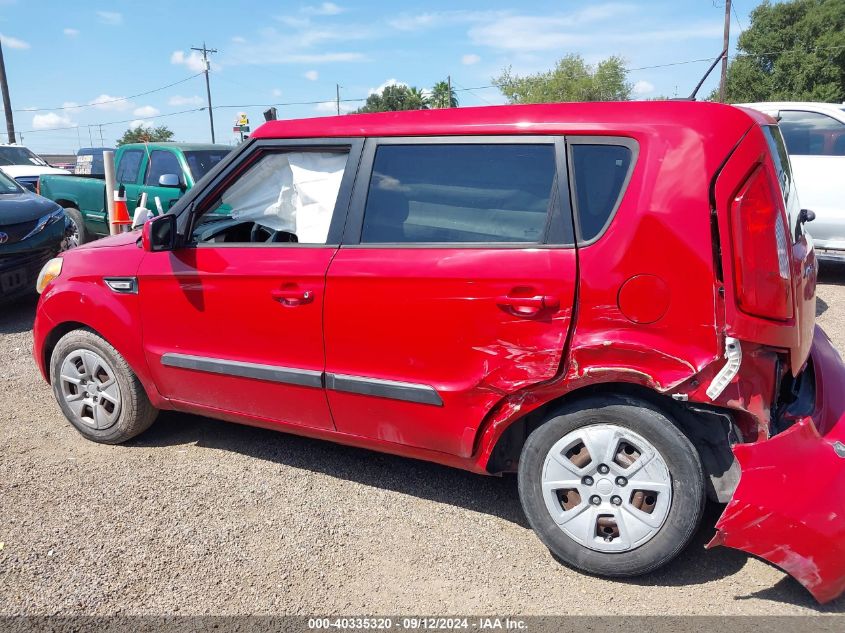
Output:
[
  {"left": 611, "top": 495, "right": 622, "bottom": 506},
  {"left": 590, "top": 495, "right": 601, "bottom": 506},
  {"left": 615, "top": 476, "right": 627, "bottom": 487},
  {"left": 598, "top": 464, "right": 609, "bottom": 474},
  {"left": 582, "top": 476, "right": 594, "bottom": 486}
]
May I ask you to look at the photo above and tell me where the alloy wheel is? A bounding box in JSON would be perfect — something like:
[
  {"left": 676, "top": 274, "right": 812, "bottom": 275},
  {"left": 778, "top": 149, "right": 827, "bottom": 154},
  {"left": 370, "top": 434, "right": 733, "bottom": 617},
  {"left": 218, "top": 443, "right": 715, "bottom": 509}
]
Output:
[{"left": 58, "top": 349, "right": 122, "bottom": 430}]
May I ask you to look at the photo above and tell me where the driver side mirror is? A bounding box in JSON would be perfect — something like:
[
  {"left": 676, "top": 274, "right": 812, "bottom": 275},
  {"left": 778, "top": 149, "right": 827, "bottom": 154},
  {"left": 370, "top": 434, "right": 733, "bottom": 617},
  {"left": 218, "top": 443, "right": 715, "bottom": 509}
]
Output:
[
  {"left": 142, "top": 214, "right": 177, "bottom": 252},
  {"left": 158, "top": 173, "right": 185, "bottom": 190}
]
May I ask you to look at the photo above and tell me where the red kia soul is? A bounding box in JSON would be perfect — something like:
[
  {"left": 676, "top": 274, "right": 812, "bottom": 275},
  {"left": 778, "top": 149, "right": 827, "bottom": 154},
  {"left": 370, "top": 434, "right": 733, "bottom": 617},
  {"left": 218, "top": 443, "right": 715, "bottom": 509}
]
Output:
[{"left": 32, "top": 102, "right": 845, "bottom": 602}]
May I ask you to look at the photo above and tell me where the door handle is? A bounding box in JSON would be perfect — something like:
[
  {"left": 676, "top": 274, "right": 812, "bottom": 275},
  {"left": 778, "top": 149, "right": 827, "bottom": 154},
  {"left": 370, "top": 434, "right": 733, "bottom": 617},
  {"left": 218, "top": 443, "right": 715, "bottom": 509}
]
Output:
[
  {"left": 496, "top": 294, "right": 559, "bottom": 317},
  {"left": 271, "top": 288, "right": 314, "bottom": 307}
]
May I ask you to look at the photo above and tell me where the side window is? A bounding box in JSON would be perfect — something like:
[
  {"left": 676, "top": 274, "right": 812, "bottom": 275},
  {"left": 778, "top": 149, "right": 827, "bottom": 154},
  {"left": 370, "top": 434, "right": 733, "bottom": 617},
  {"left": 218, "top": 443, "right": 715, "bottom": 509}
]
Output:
[
  {"left": 360, "top": 144, "right": 557, "bottom": 244},
  {"left": 145, "top": 150, "right": 183, "bottom": 186},
  {"left": 115, "top": 150, "right": 143, "bottom": 184},
  {"left": 192, "top": 150, "right": 349, "bottom": 245},
  {"left": 778, "top": 110, "right": 845, "bottom": 156},
  {"left": 569, "top": 143, "right": 633, "bottom": 242}
]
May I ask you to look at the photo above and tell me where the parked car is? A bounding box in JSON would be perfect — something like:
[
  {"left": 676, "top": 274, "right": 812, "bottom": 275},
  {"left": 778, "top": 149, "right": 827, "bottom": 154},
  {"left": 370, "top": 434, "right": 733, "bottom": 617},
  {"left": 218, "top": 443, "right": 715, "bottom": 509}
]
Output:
[
  {"left": 0, "top": 144, "right": 70, "bottom": 192},
  {"left": 0, "top": 169, "right": 67, "bottom": 301},
  {"left": 739, "top": 102, "right": 845, "bottom": 260},
  {"left": 39, "top": 142, "right": 231, "bottom": 245},
  {"left": 73, "top": 147, "right": 115, "bottom": 176},
  {"left": 32, "top": 102, "right": 845, "bottom": 603}
]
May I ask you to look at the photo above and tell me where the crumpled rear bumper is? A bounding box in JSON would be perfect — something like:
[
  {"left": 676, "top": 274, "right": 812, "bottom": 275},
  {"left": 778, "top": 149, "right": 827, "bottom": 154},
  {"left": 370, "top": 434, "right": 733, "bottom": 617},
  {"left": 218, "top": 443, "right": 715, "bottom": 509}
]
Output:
[{"left": 709, "top": 325, "right": 845, "bottom": 603}]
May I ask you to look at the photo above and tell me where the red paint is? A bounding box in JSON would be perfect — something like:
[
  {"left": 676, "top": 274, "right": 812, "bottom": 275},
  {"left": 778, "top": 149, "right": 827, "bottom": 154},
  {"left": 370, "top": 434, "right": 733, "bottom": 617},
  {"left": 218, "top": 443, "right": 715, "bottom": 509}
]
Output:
[
  {"left": 31, "top": 102, "right": 845, "bottom": 600},
  {"left": 616, "top": 274, "right": 670, "bottom": 324},
  {"left": 710, "top": 328, "right": 845, "bottom": 604}
]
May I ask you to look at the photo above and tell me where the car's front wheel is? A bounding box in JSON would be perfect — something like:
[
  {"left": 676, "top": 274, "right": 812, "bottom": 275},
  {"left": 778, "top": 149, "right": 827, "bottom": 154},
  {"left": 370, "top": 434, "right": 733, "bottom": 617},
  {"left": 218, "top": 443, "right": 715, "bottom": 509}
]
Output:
[
  {"left": 50, "top": 329, "right": 158, "bottom": 444},
  {"left": 60, "top": 207, "right": 88, "bottom": 250},
  {"left": 518, "top": 395, "right": 705, "bottom": 577}
]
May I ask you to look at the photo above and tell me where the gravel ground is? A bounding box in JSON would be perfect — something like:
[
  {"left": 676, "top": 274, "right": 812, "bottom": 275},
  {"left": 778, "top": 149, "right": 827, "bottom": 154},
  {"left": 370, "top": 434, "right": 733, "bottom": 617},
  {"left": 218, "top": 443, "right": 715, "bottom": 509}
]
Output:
[{"left": 2, "top": 264, "right": 845, "bottom": 616}]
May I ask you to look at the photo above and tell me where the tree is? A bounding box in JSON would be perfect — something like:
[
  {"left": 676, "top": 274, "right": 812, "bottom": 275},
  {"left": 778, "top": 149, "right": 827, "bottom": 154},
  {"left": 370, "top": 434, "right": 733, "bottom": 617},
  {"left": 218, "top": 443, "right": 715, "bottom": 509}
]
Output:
[
  {"left": 356, "top": 84, "right": 429, "bottom": 113},
  {"left": 716, "top": 0, "right": 845, "bottom": 103},
  {"left": 430, "top": 80, "right": 458, "bottom": 108},
  {"left": 494, "top": 54, "right": 631, "bottom": 103},
  {"left": 117, "top": 124, "right": 175, "bottom": 146}
]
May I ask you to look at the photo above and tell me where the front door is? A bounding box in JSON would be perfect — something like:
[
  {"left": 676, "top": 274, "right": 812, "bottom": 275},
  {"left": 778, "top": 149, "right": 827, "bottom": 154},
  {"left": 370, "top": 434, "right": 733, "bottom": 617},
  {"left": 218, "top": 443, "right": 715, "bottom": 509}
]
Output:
[
  {"left": 324, "top": 138, "right": 578, "bottom": 456},
  {"left": 137, "top": 140, "right": 361, "bottom": 430}
]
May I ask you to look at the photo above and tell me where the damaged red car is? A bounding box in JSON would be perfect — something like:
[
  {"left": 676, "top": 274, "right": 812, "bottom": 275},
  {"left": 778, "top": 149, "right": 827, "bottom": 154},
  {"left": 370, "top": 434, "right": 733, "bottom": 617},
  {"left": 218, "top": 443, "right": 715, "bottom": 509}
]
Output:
[{"left": 32, "top": 102, "right": 845, "bottom": 602}]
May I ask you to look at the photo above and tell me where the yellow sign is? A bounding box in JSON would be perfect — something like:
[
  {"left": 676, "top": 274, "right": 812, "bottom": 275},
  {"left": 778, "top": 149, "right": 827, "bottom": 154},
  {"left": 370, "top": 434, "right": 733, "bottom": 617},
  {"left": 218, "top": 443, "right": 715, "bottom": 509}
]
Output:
[{"left": 237, "top": 113, "right": 249, "bottom": 126}]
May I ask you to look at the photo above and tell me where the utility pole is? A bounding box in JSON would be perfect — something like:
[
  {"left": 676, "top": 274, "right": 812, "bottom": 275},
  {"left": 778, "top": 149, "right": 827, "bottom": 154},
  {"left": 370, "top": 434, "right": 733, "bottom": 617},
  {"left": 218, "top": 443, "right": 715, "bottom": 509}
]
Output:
[
  {"left": 191, "top": 42, "right": 218, "bottom": 142},
  {"left": 98, "top": 124, "right": 104, "bottom": 147},
  {"left": 447, "top": 75, "right": 452, "bottom": 108},
  {"left": 0, "top": 39, "right": 16, "bottom": 144},
  {"left": 336, "top": 84, "right": 341, "bottom": 115},
  {"left": 719, "top": 0, "right": 732, "bottom": 103}
]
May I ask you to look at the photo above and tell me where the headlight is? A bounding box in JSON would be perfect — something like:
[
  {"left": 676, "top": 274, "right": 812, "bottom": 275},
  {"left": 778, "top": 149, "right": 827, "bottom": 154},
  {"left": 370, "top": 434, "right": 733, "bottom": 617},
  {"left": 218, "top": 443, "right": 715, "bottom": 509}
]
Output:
[
  {"left": 36, "top": 257, "right": 62, "bottom": 294},
  {"left": 22, "top": 207, "right": 65, "bottom": 241}
]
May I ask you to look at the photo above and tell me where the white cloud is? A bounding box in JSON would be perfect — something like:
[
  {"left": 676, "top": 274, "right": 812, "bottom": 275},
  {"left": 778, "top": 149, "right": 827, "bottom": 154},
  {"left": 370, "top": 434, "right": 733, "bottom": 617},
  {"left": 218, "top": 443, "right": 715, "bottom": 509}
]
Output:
[
  {"left": 304, "top": 70, "right": 319, "bottom": 81},
  {"left": 171, "top": 50, "right": 208, "bottom": 73},
  {"left": 231, "top": 36, "right": 246, "bottom": 44},
  {"left": 0, "top": 33, "right": 30, "bottom": 50},
  {"left": 461, "top": 53, "right": 481, "bottom": 66},
  {"left": 632, "top": 80, "right": 655, "bottom": 96},
  {"left": 97, "top": 11, "right": 123, "bottom": 26},
  {"left": 168, "top": 95, "right": 203, "bottom": 106},
  {"left": 315, "top": 100, "right": 355, "bottom": 114},
  {"left": 63, "top": 28, "right": 79, "bottom": 38},
  {"left": 302, "top": 2, "right": 343, "bottom": 15},
  {"left": 271, "top": 88, "right": 283, "bottom": 97},
  {"left": 225, "top": 21, "right": 368, "bottom": 66},
  {"left": 468, "top": 7, "right": 723, "bottom": 52},
  {"left": 388, "top": 10, "right": 504, "bottom": 32},
  {"left": 32, "top": 112, "right": 75, "bottom": 130},
  {"left": 369, "top": 78, "right": 407, "bottom": 96},
  {"left": 61, "top": 101, "right": 78, "bottom": 109},
  {"left": 89, "top": 94, "right": 132, "bottom": 112},
  {"left": 133, "top": 105, "right": 160, "bottom": 117},
  {"left": 129, "top": 120, "right": 153, "bottom": 130}
]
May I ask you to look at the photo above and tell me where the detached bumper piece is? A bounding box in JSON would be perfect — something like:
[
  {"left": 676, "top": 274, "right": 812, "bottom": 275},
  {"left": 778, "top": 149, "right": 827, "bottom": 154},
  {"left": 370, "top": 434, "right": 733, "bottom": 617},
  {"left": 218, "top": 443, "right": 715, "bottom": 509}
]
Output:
[{"left": 709, "top": 326, "right": 845, "bottom": 603}]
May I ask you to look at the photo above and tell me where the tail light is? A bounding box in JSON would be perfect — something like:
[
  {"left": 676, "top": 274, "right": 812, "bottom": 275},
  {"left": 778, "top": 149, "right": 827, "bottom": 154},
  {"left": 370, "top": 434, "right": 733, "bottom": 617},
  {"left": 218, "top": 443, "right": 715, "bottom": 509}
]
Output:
[{"left": 729, "top": 164, "right": 793, "bottom": 320}]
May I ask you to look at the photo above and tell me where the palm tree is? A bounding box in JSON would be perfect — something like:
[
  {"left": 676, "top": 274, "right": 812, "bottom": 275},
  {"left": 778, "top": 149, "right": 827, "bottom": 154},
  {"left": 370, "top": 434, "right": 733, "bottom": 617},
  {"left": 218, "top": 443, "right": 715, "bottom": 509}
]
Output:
[
  {"left": 430, "top": 80, "right": 458, "bottom": 108},
  {"left": 407, "top": 86, "right": 429, "bottom": 110}
]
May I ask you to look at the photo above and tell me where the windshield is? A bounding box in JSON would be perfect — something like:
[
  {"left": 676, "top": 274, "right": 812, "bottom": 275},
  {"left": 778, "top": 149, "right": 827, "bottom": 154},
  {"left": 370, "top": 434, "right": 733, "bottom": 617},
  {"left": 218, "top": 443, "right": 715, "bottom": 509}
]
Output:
[
  {"left": 763, "top": 125, "right": 801, "bottom": 237},
  {"left": 184, "top": 150, "right": 229, "bottom": 183},
  {"left": 0, "top": 169, "right": 23, "bottom": 193},
  {"left": 0, "top": 146, "right": 48, "bottom": 167}
]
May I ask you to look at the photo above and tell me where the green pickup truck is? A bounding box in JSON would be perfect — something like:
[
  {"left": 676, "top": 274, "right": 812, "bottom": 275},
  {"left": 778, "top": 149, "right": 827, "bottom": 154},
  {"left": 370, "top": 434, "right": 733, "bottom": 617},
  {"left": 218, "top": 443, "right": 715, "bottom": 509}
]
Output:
[{"left": 39, "top": 142, "right": 231, "bottom": 245}]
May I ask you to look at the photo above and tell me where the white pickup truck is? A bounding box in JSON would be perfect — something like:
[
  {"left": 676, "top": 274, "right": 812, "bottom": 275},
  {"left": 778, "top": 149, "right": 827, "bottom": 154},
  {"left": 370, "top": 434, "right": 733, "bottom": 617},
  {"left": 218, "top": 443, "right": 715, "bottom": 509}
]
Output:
[
  {"left": 740, "top": 102, "right": 845, "bottom": 260},
  {"left": 0, "top": 144, "right": 69, "bottom": 193}
]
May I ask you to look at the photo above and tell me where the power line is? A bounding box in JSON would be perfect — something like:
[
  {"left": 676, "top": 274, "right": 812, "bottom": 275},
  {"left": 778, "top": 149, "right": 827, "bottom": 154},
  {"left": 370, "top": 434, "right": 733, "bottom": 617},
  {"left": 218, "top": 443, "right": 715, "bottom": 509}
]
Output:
[{"left": 13, "top": 72, "right": 204, "bottom": 113}]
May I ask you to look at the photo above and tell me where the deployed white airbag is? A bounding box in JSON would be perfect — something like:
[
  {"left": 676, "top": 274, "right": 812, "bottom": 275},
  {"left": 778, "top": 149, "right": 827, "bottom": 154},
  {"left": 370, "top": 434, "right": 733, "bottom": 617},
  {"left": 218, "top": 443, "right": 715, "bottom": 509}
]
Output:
[{"left": 226, "top": 151, "right": 346, "bottom": 243}]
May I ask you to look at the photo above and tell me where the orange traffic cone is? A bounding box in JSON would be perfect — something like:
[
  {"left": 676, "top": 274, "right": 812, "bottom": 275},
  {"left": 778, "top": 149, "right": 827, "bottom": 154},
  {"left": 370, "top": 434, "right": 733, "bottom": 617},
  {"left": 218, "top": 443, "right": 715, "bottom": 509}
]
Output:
[{"left": 112, "top": 184, "right": 132, "bottom": 232}]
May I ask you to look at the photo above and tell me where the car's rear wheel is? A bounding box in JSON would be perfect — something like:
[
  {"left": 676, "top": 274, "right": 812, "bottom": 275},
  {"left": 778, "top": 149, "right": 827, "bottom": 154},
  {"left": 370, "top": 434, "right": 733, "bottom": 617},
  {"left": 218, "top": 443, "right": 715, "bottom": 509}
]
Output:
[
  {"left": 61, "top": 207, "right": 88, "bottom": 249},
  {"left": 50, "top": 329, "right": 158, "bottom": 444},
  {"left": 518, "top": 395, "right": 705, "bottom": 577}
]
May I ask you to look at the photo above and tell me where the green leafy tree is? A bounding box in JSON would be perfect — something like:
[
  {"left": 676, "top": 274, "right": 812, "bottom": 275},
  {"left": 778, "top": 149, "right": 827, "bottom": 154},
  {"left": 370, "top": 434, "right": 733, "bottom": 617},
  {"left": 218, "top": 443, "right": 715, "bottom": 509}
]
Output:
[
  {"left": 716, "top": 0, "right": 845, "bottom": 103},
  {"left": 356, "top": 84, "right": 429, "bottom": 113},
  {"left": 430, "top": 80, "right": 458, "bottom": 108},
  {"left": 494, "top": 54, "right": 631, "bottom": 103},
  {"left": 117, "top": 124, "right": 175, "bottom": 146}
]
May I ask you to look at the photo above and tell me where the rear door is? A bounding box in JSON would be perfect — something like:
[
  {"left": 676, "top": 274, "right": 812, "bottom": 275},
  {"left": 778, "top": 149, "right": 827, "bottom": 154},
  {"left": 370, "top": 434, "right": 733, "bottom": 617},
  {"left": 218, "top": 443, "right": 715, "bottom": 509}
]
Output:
[{"left": 323, "top": 137, "right": 577, "bottom": 457}]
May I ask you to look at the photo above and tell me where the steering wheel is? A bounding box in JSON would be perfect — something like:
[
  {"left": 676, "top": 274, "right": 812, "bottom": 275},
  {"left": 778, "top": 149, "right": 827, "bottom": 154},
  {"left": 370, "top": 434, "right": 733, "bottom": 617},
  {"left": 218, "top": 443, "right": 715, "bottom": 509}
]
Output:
[{"left": 250, "top": 223, "right": 297, "bottom": 243}]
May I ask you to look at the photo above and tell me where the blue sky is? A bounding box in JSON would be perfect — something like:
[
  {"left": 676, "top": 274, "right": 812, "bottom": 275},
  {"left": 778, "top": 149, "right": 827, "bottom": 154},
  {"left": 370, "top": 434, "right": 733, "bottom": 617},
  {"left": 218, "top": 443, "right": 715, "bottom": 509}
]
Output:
[{"left": 0, "top": 1, "right": 757, "bottom": 154}]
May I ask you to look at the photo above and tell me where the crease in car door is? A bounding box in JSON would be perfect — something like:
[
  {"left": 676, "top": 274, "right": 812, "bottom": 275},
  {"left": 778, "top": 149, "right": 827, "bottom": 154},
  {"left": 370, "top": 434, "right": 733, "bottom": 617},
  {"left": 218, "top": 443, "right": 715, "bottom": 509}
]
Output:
[
  {"left": 137, "top": 144, "right": 358, "bottom": 431},
  {"left": 323, "top": 137, "right": 578, "bottom": 457}
]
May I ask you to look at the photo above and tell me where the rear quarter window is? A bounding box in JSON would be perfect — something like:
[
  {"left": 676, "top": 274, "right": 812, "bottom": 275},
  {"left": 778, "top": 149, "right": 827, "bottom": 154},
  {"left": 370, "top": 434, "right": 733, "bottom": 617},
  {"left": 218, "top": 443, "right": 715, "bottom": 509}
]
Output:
[{"left": 568, "top": 141, "right": 635, "bottom": 242}]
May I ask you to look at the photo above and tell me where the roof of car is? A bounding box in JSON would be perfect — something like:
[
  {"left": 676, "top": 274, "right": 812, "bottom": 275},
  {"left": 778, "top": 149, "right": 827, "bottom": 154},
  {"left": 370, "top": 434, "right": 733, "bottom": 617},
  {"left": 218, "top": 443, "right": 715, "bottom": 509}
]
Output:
[
  {"left": 123, "top": 142, "right": 230, "bottom": 151},
  {"left": 738, "top": 101, "right": 845, "bottom": 117},
  {"left": 252, "top": 101, "right": 770, "bottom": 140}
]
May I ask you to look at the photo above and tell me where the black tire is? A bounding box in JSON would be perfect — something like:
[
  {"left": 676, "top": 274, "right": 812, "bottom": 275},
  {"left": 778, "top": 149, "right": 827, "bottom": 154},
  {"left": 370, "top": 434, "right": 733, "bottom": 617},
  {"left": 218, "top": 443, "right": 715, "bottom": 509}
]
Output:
[
  {"left": 50, "top": 329, "right": 158, "bottom": 444},
  {"left": 62, "top": 207, "right": 89, "bottom": 248},
  {"left": 518, "top": 394, "right": 705, "bottom": 577}
]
